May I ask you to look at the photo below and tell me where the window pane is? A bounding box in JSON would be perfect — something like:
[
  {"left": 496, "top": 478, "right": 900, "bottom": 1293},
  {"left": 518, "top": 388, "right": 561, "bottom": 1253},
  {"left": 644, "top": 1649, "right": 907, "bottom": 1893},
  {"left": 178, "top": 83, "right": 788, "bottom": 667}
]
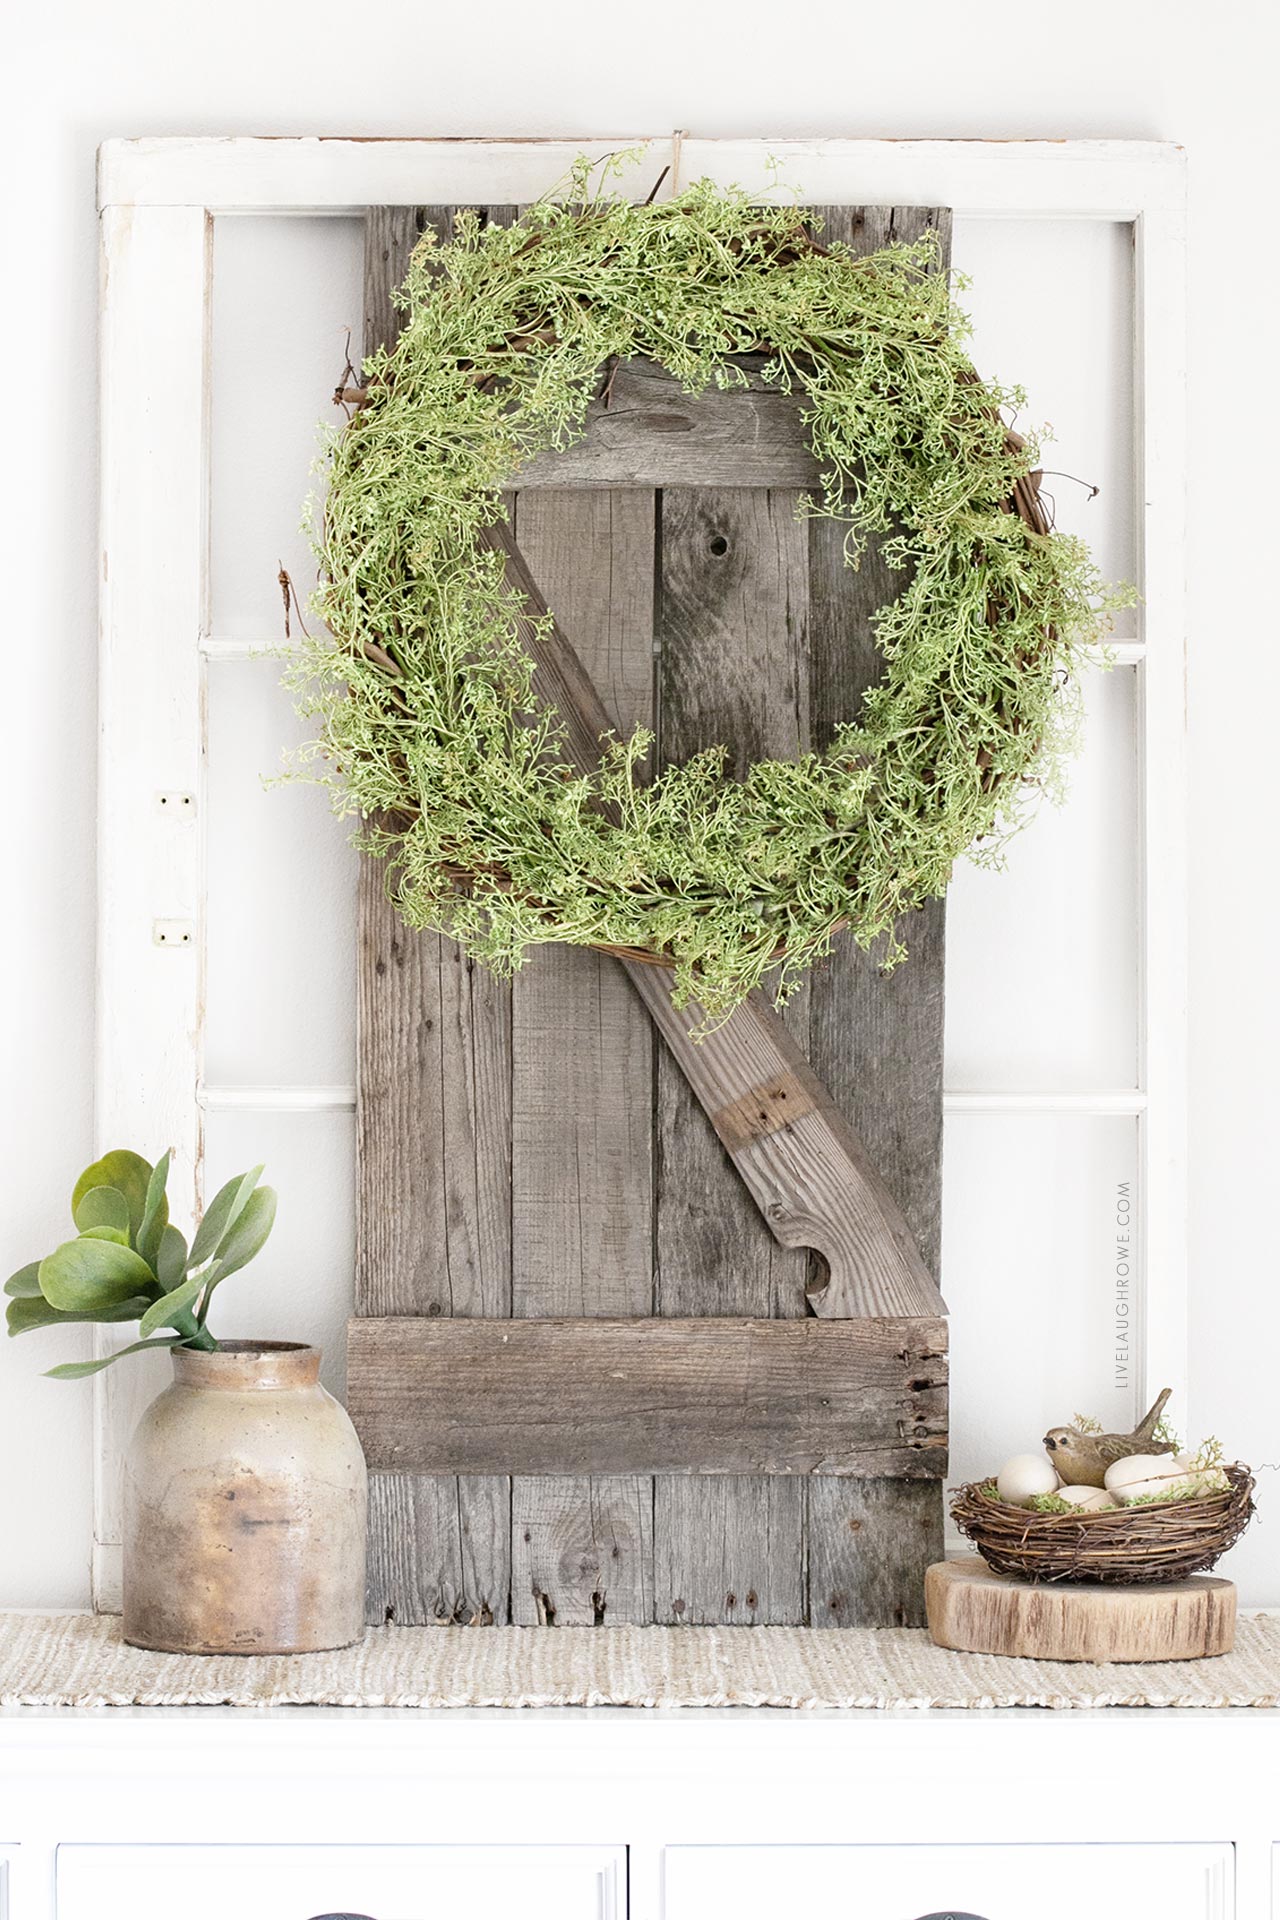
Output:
[
  {"left": 945, "top": 664, "right": 1140, "bottom": 1091},
  {"left": 203, "top": 1108, "right": 355, "bottom": 1399},
  {"left": 943, "top": 1110, "right": 1141, "bottom": 1504},
  {"left": 205, "top": 658, "right": 356, "bottom": 1085},
  {"left": 951, "top": 215, "right": 1137, "bottom": 625},
  {"left": 210, "top": 215, "right": 363, "bottom": 640}
]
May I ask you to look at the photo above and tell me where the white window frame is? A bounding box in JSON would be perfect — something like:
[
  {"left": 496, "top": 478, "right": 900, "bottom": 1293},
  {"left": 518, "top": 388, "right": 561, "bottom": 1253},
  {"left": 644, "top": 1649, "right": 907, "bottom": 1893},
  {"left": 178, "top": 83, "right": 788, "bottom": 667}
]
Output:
[{"left": 95, "top": 135, "right": 1187, "bottom": 1610}]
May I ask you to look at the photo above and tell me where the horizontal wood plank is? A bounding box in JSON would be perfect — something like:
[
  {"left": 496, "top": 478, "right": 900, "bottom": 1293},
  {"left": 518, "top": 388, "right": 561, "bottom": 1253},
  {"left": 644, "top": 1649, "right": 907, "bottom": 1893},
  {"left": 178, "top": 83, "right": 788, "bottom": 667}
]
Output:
[
  {"left": 517, "top": 359, "right": 820, "bottom": 490},
  {"left": 349, "top": 1316, "right": 948, "bottom": 1480}
]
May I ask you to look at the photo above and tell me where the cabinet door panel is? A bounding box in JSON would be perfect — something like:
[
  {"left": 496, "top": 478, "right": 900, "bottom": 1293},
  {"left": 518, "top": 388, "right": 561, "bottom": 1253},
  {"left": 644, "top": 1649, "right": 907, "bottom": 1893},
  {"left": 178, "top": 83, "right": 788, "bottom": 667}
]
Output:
[
  {"left": 58, "top": 1844, "right": 622, "bottom": 1920},
  {"left": 664, "top": 1842, "right": 1230, "bottom": 1920}
]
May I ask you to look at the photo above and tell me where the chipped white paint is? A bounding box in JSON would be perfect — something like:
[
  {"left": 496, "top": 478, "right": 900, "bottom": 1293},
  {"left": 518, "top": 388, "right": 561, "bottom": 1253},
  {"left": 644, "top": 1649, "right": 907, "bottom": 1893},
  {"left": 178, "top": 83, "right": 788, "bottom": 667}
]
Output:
[
  {"left": 1131, "top": 204, "right": 1190, "bottom": 1420},
  {"left": 96, "top": 203, "right": 212, "bottom": 1611},
  {"left": 97, "top": 135, "right": 1187, "bottom": 218}
]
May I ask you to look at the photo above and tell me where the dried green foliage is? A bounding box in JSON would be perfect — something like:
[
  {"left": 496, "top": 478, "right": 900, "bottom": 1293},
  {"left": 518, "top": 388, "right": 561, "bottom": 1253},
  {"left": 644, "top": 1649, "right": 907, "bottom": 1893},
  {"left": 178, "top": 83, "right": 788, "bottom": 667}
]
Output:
[{"left": 291, "top": 159, "right": 1129, "bottom": 1017}]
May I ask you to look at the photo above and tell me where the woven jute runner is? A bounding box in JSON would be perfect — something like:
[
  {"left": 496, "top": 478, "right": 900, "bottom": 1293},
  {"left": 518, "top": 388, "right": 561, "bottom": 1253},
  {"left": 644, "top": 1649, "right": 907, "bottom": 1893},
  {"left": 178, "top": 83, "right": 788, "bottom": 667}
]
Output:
[{"left": 3, "top": 1611, "right": 1280, "bottom": 1709}]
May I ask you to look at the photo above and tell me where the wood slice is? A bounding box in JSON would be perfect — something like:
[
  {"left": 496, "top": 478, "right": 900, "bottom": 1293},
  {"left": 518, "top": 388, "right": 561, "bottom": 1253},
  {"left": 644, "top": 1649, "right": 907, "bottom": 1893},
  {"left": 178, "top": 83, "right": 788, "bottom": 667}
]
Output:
[{"left": 925, "top": 1558, "right": 1237, "bottom": 1663}]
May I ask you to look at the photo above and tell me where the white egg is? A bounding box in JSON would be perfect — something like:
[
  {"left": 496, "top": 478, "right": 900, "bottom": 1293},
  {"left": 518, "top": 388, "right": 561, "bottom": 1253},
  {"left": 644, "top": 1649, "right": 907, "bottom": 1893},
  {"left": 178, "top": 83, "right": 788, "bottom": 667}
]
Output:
[
  {"left": 1103, "top": 1453, "right": 1189, "bottom": 1504},
  {"left": 996, "top": 1453, "right": 1060, "bottom": 1506},
  {"left": 1055, "top": 1485, "right": 1117, "bottom": 1512},
  {"left": 1172, "top": 1453, "right": 1230, "bottom": 1497}
]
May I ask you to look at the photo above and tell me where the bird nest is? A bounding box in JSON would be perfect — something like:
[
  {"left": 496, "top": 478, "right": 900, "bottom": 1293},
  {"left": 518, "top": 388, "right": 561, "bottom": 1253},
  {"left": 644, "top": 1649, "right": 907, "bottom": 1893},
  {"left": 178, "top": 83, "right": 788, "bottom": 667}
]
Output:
[{"left": 950, "top": 1465, "right": 1255, "bottom": 1585}]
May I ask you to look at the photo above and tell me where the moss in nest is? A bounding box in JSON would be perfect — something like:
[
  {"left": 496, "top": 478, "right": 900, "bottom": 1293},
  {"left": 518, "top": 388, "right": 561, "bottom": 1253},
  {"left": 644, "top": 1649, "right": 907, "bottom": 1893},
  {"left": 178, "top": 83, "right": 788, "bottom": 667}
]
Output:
[{"left": 1026, "top": 1491, "right": 1078, "bottom": 1515}]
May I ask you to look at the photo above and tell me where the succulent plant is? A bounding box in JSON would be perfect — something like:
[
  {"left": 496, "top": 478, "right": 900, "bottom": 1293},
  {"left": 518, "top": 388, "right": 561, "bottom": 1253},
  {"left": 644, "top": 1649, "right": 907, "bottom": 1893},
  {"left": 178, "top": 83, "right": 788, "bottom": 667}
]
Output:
[{"left": 4, "top": 1149, "right": 276, "bottom": 1379}]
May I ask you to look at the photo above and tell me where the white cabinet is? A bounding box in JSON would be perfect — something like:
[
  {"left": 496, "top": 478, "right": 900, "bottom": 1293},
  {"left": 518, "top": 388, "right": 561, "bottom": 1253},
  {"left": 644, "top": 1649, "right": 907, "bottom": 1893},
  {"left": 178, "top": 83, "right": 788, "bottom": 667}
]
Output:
[
  {"left": 2, "top": 1717, "right": 1272, "bottom": 1920},
  {"left": 664, "top": 1843, "right": 1232, "bottom": 1920},
  {"left": 57, "top": 1844, "right": 624, "bottom": 1920},
  {"left": 0, "top": 1848, "right": 10, "bottom": 1920}
]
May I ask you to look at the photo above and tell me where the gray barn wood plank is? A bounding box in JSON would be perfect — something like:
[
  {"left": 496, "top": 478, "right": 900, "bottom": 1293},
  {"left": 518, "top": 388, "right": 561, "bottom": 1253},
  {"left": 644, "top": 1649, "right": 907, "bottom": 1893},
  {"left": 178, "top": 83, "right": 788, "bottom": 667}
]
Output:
[
  {"left": 359, "top": 205, "right": 514, "bottom": 1625},
  {"left": 805, "top": 205, "right": 953, "bottom": 1627},
  {"left": 366, "top": 1474, "right": 511, "bottom": 1625},
  {"left": 356, "top": 200, "right": 955, "bottom": 1627},
  {"left": 348, "top": 1316, "right": 948, "bottom": 1477},
  {"left": 625, "top": 967, "right": 945, "bottom": 1319},
  {"left": 509, "top": 487, "right": 657, "bottom": 1626},
  {"left": 516, "top": 357, "right": 822, "bottom": 490},
  {"left": 512, "top": 1478, "right": 655, "bottom": 1626},
  {"left": 476, "top": 511, "right": 942, "bottom": 1320},
  {"left": 808, "top": 1478, "right": 948, "bottom": 1631},
  {"left": 653, "top": 487, "right": 810, "bottom": 1624},
  {"left": 654, "top": 1480, "right": 804, "bottom": 1626}
]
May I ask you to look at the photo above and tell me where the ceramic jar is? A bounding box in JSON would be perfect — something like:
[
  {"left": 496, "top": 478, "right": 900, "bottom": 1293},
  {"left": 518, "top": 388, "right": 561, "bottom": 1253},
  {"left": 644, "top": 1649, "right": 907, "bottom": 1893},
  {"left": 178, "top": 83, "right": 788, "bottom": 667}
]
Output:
[{"left": 122, "top": 1341, "right": 367, "bottom": 1654}]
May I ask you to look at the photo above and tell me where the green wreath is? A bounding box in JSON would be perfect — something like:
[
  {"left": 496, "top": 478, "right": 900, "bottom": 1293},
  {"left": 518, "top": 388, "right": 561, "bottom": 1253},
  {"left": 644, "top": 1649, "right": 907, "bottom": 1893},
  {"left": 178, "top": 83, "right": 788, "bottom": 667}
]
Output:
[{"left": 293, "top": 162, "right": 1124, "bottom": 1018}]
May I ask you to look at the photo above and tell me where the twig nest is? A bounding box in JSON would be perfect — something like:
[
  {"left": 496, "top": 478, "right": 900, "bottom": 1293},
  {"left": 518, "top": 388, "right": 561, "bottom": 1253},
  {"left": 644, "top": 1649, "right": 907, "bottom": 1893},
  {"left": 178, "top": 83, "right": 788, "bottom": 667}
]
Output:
[
  {"left": 952, "top": 1464, "right": 1255, "bottom": 1584},
  {"left": 996, "top": 1453, "right": 1060, "bottom": 1506},
  {"left": 1105, "top": 1453, "right": 1193, "bottom": 1504},
  {"left": 1055, "top": 1484, "right": 1118, "bottom": 1512}
]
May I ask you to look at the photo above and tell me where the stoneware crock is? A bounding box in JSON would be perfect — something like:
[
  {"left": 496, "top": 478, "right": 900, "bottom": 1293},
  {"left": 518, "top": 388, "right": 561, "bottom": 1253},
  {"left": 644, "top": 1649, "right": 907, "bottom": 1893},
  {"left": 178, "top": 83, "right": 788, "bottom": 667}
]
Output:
[{"left": 122, "top": 1341, "right": 367, "bottom": 1654}]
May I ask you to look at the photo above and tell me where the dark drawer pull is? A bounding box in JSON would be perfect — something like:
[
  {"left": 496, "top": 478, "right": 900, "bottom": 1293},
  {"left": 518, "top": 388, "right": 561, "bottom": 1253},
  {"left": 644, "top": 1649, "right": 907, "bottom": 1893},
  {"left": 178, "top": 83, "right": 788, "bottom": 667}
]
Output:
[
  {"left": 306, "top": 1912, "right": 379, "bottom": 1918},
  {"left": 912, "top": 1912, "right": 991, "bottom": 1919}
]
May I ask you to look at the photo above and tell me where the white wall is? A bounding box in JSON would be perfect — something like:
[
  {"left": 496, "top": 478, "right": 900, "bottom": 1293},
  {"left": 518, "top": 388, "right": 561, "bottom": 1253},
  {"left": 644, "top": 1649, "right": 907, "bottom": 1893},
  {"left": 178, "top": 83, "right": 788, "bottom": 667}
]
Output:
[{"left": 2, "top": 0, "right": 1275, "bottom": 1608}]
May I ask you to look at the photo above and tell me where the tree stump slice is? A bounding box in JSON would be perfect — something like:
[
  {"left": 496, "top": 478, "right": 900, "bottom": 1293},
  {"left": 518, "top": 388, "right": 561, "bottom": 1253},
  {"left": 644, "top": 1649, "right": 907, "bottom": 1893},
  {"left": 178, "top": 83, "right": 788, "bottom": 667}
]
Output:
[{"left": 925, "top": 1558, "right": 1237, "bottom": 1663}]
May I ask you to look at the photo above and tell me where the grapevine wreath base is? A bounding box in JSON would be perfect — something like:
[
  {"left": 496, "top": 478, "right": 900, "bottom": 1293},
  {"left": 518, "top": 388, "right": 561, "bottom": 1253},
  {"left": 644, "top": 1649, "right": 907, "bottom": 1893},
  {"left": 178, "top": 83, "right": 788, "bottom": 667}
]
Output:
[{"left": 292, "top": 160, "right": 1127, "bottom": 1018}]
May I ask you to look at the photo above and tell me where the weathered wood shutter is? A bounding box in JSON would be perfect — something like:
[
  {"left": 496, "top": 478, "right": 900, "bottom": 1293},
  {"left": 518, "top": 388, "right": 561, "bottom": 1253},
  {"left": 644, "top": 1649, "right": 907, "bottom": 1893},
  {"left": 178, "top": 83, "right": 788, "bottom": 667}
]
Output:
[{"left": 354, "top": 203, "right": 951, "bottom": 1627}]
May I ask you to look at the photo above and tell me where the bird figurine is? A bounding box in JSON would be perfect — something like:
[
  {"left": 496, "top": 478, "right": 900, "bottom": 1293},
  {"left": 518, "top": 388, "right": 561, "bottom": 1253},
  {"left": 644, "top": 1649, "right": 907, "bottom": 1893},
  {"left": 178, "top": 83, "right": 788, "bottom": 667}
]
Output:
[{"left": 1043, "top": 1388, "right": 1174, "bottom": 1487}]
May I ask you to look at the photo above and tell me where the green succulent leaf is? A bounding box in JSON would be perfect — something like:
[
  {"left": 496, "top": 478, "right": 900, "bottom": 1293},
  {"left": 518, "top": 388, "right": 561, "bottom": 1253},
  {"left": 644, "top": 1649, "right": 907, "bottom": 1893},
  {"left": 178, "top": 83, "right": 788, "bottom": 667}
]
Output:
[
  {"left": 79, "top": 1225, "right": 131, "bottom": 1247},
  {"left": 207, "top": 1185, "right": 276, "bottom": 1282},
  {"left": 138, "top": 1274, "right": 205, "bottom": 1338},
  {"left": 45, "top": 1337, "right": 182, "bottom": 1382},
  {"left": 189, "top": 1164, "right": 263, "bottom": 1268},
  {"left": 7, "top": 1292, "right": 154, "bottom": 1336},
  {"left": 155, "top": 1223, "right": 189, "bottom": 1291},
  {"left": 72, "top": 1185, "right": 132, "bottom": 1237},
  {"left": 72, "top": 1151, "right": 153, "bottom": 1240},
  {"left": 39, "top": 1238, "right": 157, "bottom": 1313},
  {"left": 136, "top": 1150, "right": 172, "bottom": 1268},
  {"left": 4, "top": 1262, "right": 43, "bottom": 1299},
  {"left": 8, "top": 1294, "right": 68, "bottom": 1335}
]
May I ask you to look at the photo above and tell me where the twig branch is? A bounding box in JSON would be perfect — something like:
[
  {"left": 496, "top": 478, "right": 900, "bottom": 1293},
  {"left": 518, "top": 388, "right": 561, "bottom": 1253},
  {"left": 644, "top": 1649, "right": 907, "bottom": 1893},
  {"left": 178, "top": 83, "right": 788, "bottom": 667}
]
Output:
[{"left": 277, "top": 564, "right": 313, "bottom": 642}]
